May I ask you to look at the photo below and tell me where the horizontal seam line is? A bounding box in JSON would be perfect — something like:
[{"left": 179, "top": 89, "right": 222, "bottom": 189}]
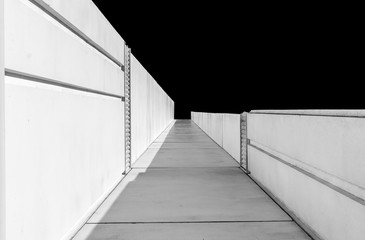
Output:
[
  {"left": 131, "top": 167, "right": 240, "bottom": 169},
  {"left": 29, "top": 0, "right": 124, "bottom": 69},
  {"left": 86, "top": 220, "right": 293, "bottom": 224},
  {"left": 248, "top": 142, "right": 365, "bottom": 206},
  {"left": 148, "top": 148, "right": 220, "bottom": 149},
  {"left": 5, "top": 68, "right": 124, "bottom": 100}
]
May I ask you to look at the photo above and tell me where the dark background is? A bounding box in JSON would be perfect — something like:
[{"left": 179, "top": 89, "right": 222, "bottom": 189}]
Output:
[{"left": 92, "top": 1, "right": 362, "bottom": 119}]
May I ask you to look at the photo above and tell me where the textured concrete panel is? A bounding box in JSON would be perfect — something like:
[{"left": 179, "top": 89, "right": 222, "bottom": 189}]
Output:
[
  {"left": 5, "top": 77, "right": 124, "bottom": 240},
  {"left": 249, "top": 145, "right": 365, "bottom": 240},
  {"left": 41, "top": 0, "right": 125, "bottom": 64},
  {"left": 131, "top": 54, "right": 174, "bottom": 163},
  {"left": 223, "top": 114, "right": 240, "bottom": 162},
  {"left": 5, "top": 0, "right": 123, "bottom": 96},
  {"left": 210, "top": 113, "right": 223, "bottom": 146},
  {"left": 248, "top": 111, "right": 365, "bottom": 240},
  {"left": 248, "top": 113, "right": 365, "bottom": 199}
]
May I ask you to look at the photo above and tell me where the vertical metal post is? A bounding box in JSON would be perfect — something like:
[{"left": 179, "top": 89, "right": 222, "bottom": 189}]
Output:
[
  {"left": 124, "top": 44, "right": 131, "bottom": 174},
  {"left": 240, "top": 112, "right": 249, "bottom": 173}
]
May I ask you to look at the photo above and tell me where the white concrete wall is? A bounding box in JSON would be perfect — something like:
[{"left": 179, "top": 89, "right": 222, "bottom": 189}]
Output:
[
  {"left": 40, "top": 0, "right": 125, "bottom": 64},
  {"left": 0, "top": 1, "right": 5, "bottom": 239},
  {"left": 223, "top": 114, "right": 241, "bottom": 161},
  {"left": 131, "top": 54, "right": 174, "bottom": 163},
  {"left": 5, "top": 78, "right": 125, "bottom": 240},
  {"left": 191, "top": 112, "right": 240, "bottom": 163},
  {"left": 248, "top": 110, "right": 365, "bottom": 240},
  {"left": 3, "top": 1, "right": 126, "bottom": 239},
  {"left": 5, "top": 0, "right": 123, "bottom": 96},
  {"left": 210, "top": 114, "right": 223, "bottom": 146}
]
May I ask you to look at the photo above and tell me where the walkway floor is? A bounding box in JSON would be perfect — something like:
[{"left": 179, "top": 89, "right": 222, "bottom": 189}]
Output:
[{"left": 74, "top": 120, "right": 311, "bottom": 240}]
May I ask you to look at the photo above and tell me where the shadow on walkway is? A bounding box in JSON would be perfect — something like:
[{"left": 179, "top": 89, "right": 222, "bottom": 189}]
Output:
[{"left": 73, "top": 120, "right": 311, "bottom": 240}]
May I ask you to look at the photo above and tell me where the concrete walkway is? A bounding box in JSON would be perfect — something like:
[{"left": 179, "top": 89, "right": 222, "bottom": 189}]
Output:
[{"left": 74, "top": 120, "right": 311, "bottom": 240}]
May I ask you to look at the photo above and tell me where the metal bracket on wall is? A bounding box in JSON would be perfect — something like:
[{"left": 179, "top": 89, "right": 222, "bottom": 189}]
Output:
[
  {"left": 240, "top": 112, "right": 250, "bottom": 174},
  {"left": 124, "top": 45, "right": 132, "bottom": 174}
]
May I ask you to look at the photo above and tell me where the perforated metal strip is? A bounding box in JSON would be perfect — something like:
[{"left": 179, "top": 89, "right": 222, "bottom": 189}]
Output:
[
  {"left": 124, "top": 45, "right": 131, "bottom": 173},
  {"left": 240, "top": 112, "right": 249, "bottom": 173}
]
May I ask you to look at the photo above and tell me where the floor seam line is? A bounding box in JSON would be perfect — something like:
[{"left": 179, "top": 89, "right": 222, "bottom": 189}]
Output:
[
  {"left": 132, "top": 167, "right": 240, "bottom": 169},
  {"left": 85, "top": 220, "right": 294, "bottom": 224}
]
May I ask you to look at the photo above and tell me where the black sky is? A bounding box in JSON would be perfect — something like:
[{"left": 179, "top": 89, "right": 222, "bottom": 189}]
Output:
[{"left": 92, "top": 1, "right": 362, "bottom": 119}]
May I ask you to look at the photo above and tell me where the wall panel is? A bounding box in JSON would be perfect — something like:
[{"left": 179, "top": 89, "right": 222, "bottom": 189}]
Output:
[
  {"left": 5, "top": 77, "right": 125, "bottom": 240},
  {"left": 131, "top": 54, "right": 174, "bottom": 163},
  {"left": 40, "top": 0, "right": 125, "bottom": 64},
  {"left": 223, "top": 114, "right": 240, "bottom": 162},
  {"left": 248, "top": 110, "right": 365, "bottom": 240},
  {"left": 5, "top": 0, "right": 123, "bottom": 96},
  {"left": 3, "top": 0, "right": 128, "bottom": 239},
  {"left": 3, "top": 0, "right": 174, "bottom": 239}
]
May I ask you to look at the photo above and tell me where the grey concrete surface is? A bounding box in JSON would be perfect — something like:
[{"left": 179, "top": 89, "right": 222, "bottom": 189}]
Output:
[
  {"left": 76, "top": 222, "right": 310, "bottom": 240},
  {"left": 74, "top": 120, "right": 311, "bottom": 240},
  {"left": 87, "top": 168, "right": 290, "bottom": 223},
  {"left": 133, "top": 148, "right": 238, "bottom": 168},
  {"left": 149, "top": 142, "right": 219, "bottom": 149}
]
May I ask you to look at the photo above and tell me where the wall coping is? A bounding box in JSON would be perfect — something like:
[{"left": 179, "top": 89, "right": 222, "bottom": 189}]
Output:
[{"left": 250, "top": 110, "right": 365, "bottom": 118}]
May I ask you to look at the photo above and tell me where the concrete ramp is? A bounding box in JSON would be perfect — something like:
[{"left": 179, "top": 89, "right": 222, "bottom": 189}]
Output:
[{"left": 74, "top": 120, "right": 311, "bottom": 240}]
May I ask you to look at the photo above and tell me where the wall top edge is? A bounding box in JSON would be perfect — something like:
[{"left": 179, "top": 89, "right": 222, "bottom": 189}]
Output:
[
  {"left": 193, "top": 110, "right": 365, "bottom": 118},
  {"left": 31, "top": 0, "right": 125, "bottom": 66},
  {"left": 131, "top": 53, "right": 174, "bottom": 102},
  {"left": 250, "top": 109, "right": 365, "bottom": 118},
  {"left": 191, "top": 111, "right": 245, "bottom": 115}
]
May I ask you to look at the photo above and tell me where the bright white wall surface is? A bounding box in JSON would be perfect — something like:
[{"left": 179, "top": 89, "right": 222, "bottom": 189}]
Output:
[
  {"left": 5, "top": 0, "right": 124, "bottom": 96},
  {"left": 210, "top": 114, "right": 223, "bottom": 146},
  {"left": 191, "top": 112, "right": 240, "bottom": 163},
  {"left": 131, "top": 54, "right": 174, "bottom": 163},
  {"left": 0, "top": 1, "right": 5, "bottom": 239},
  {"left": 248, "top": 110, "right": 365, "bottom": 240},
  {"left": 5, "top": 78, "right": 125, "bottom": 240},
  {"left": 40, "top": 0, "right": 125, "bottom": 64},
  {"left": 222, "top": 114, "right": 240, "bottom": 161},
  {"left": 3, "top": 0, "right": 126, "bottom": 239}
]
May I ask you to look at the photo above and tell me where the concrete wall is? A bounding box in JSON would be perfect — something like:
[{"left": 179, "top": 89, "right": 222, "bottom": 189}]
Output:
[
  {"left": 248, "top": 110, "right": 365, "bottom": 240},
  {"left": 3, "top": 0, "right": 126, "bottom": 239},
  {"left": 223, "top": 114, "right": 241, "bottom": 161},
  {"left": 40, "top": 0, "right": 125, "bottom": 64},
  {"left": 131, "top": 54, "right": 174, "bottom": 163},
  {"left": 191, "top": 112, "right": 240, "bottom": 163},
  {"left": 2, "top": 1, "right": 174, "bottom": 239},
  {"left": 0, "top": 1, "right": 5, "bottom": 239},
  {"left": 5, "top": 0, "right": 124, "bottom": 96}
]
